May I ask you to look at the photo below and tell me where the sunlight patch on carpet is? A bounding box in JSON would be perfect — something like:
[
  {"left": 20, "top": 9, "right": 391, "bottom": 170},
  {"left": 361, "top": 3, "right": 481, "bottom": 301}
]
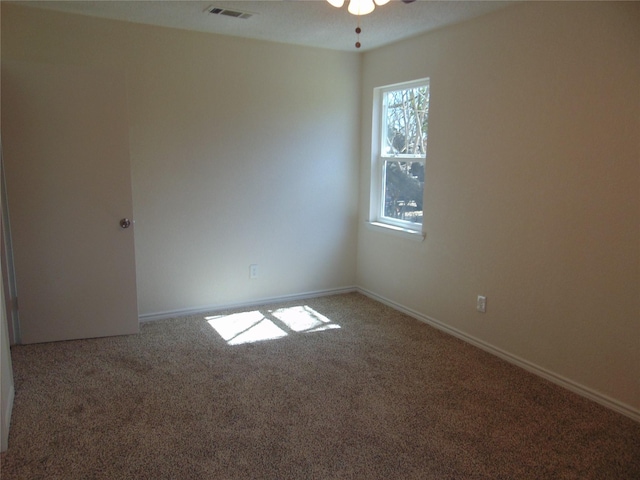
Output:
[{"left": 206, "top": 305, "right": 340, "bottom": 345}]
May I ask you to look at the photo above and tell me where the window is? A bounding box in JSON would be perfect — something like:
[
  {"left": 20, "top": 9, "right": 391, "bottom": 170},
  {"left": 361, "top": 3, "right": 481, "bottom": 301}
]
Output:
[{"left": 369, "top": 78, "right": 429, "bottom": 238}]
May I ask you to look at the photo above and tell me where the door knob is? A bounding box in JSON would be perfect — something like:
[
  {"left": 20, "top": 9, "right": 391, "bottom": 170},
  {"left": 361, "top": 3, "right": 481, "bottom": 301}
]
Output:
[{"left": 120, "top": 218, "right": 131, "bottom": 229}]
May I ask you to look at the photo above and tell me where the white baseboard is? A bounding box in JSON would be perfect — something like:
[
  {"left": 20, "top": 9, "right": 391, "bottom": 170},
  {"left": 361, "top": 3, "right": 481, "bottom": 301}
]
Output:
[
  {"left": 357, "top": 287, "right": 640, "bottom": 424},
  {"left": 139, "top": 286, "right": 358, "bottom": 323},
  {"left": 1, "top": 384, "right": 14, "bottom": 452}
]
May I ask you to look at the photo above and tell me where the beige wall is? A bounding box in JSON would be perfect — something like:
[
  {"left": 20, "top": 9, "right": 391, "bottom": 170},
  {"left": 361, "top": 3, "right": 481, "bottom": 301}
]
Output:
[
  {"left": 357, "top": 1, "right": 639, "bottom": 414},
  {"left": 1, "top": 4, "right": 361, "bottom": 316}
]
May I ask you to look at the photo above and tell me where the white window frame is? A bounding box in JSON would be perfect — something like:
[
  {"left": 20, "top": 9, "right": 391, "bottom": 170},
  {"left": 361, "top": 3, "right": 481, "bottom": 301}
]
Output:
[{"left": 368, "top": 78, "right": 429, "bottom": 241}]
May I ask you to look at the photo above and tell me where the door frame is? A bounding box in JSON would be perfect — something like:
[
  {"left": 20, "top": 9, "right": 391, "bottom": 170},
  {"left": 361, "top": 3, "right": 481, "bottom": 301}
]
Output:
[{"left": 0, "top": 144, "right": 20, "bottom": 345}]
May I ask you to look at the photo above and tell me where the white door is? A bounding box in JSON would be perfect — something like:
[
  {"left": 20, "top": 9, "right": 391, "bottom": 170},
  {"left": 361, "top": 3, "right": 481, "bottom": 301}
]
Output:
[{"left": 1, "top": 61, "right": 139, "bottom": 344}]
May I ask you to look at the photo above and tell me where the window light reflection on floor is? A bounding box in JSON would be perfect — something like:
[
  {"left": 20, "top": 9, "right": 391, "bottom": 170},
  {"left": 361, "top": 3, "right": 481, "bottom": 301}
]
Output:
[{"left": 206, "top": 305, "right": 340, "bottom": 346}]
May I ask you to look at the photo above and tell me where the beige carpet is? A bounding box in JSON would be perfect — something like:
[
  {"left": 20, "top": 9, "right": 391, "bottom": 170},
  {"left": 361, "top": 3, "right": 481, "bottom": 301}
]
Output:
[{"left": 2, "top": 293, "right": 639, "bottom": 479}]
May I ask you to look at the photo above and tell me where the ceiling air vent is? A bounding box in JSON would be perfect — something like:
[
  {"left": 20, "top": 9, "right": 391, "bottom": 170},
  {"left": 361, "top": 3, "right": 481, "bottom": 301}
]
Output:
[{"left": 206, "top": 6, "right": 254, "bottom": 20}]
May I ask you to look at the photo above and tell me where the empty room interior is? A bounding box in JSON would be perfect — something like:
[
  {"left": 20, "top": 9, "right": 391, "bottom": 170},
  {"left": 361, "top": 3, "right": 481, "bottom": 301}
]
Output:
[{"left": 0, "top": 0, "right": 639, "bottom": 478}]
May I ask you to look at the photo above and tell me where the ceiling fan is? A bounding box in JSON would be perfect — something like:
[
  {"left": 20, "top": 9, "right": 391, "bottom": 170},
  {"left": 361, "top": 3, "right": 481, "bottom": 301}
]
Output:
[
  {"left": 326, "top": 0, "right": 418, "bottom": 48},
  {"left": 327, "top": 0, "right": 416, "bottom": 15}
]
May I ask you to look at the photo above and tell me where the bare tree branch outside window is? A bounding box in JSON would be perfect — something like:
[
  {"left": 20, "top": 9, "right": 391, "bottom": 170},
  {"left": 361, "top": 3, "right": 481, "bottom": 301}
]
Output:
[{"left": 382, "top": 84, "right": 429, "bottom": 224}]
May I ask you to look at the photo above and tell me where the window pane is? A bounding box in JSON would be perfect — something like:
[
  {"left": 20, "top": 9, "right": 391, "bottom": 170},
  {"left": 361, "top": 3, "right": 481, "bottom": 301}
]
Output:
[
  {"left": 383, "top": 160, "right": 424, "bottom": 225},
  {"left": 383, "top": 84, "right": 429, "bottom": 157}
]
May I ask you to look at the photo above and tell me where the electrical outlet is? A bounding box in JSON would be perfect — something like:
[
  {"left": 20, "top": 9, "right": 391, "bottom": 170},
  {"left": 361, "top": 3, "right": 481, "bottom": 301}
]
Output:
[
  {"left": 249, "top": 264, "right": 258, "bottom": 279},
  {"left": 477, "top": 295, "right": 487, "bottom": 313}
]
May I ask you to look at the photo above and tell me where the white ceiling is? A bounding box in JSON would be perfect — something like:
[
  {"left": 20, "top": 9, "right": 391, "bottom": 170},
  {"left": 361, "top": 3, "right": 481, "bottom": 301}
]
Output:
[{"left": 10, "top": 0, "right": 514, "bottom": 52}]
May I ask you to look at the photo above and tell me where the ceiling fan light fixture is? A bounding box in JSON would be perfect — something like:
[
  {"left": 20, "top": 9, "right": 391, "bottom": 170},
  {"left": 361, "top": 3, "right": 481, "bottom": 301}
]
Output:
[
  {"left": 347, "top": 0, "right": 375, "bottom": 16},
  {"left": 328, "top": 0, "right": 396, "bottom": 48}
]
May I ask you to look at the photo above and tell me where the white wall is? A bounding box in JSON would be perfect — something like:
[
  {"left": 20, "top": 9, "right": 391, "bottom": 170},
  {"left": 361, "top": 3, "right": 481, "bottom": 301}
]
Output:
[
  {"left": 357, "top": 2, "right": 640, "bottom": 415},
  {"left": 126, "top": 29, "right": 360, "bottom": 315},
  {"left": 1, "top": 4, "right": 361, "bottom": 317}
]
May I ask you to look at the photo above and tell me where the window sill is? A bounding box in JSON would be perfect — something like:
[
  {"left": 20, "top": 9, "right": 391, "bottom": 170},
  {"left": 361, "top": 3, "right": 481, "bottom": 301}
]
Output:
[{"left": 365, "top": 221, "right": 426, "bottom": 242}]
